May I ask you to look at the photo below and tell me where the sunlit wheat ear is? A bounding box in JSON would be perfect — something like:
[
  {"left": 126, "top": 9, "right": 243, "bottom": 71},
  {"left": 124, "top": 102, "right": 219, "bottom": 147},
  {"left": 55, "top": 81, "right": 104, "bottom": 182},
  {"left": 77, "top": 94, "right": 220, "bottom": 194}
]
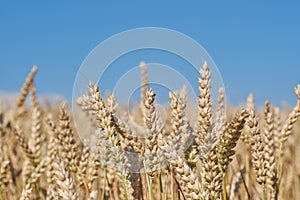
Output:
[
  {"left": 218, "top": 109, "right": 249, "bottom": 172},
  {"left": 14, "top": 126, "right": 35, "bottom": 161},
  {"left": 196, "top": 61, "right": 212, "bottom": 147},
  {"left": 247, "top": 108, "right": 266, "bottom": 185},
  {"left": 188, "top": 61, "right": 213, "bottom": 167},
  {"left": 0, "top": 160, "right": 10, "bottom": 188},
  {"left": 113, "top": 115, "right": 144, "bottom": 154},
  {"left": 86, "top": 81, "right": 117, "bottom": 162},
  {"left": 140, "top": 61, "right": 148, "bottom": 111},
  {"left": 78, "top": 143, "right": 90, "bottom": 187},
  {"left": 21, "top": 158, "right": 47, "bottom": 200},
  {"left": 199, "top": 125, "right": 223, "bottom": 200},
  {"left": 46, "top": 132, "right": 57, "bottom": 191},
  {"left": 113, "top": 115, "right": 143, "bottom": 199},
  {"left": 86, "top": 82, "right": 135, "bottom": 200},
  {"left": 216, "top": 87, "right": 225, "bottom": 123},
  {"left": 200, "top": 144, "right": 223, "bottom": 200},
  {"left": 143, "top": 89, "right": 160, "bottom": 173},
  {"left": 143, "top": 88, "right": 156, "bottom": 130},
  {"left": 58, "top": 103, "right": 78, "bottom": 173},
  {"left": 105, "top": 93, "right": 143, "bottom": 153},
  {"left": 241, "top": 93, "right": 256, "bottom": 145},
  {"left": 161, "top": 144, "right": 203, "bottom": 200},
  {"left": 20, "top": 183, "right": 33, "bottom": 200},
  {"left": 281, "top": 85, "right": 300, "bottom": 144},
  {"left": 45, "top": 115, "right": 63, "bottom": 149},
  {"left": 215, "top": 87, "right": 226, "bottom": 138},
  {"left": 30, "top": 83, "right": 40, "bottom": 109},
  {"left": 16, "top": 65, "right": 38, "bottom": 108},
  {"left": 53, "top": 157, "right": 78, "bottom": 200},
  {"left": 168, "top": 88, "right": 193, "bottom": 158},
  {"left": 30, "top": 105, "right": 42, "bottom": 166},
  {"left": 273, "top": 107, "right": 281, "bottom": 158},
  {"left": 168, "top": 92, "right": 184, "bottom": 149},
  {"left": 87, "top": 154, "right": 101, "bottom": 195},
  {"left": 106, "top": 94, "right": 117, "bottom": 113},
  {"left": 29, "top": 83, "right": 42, "bottom": 166},
  {"left": 88, "top": 190, "right": 98, "bottom": 200},
  {"left": 263, "top": 101, "right": 277, "bottom": 199}
]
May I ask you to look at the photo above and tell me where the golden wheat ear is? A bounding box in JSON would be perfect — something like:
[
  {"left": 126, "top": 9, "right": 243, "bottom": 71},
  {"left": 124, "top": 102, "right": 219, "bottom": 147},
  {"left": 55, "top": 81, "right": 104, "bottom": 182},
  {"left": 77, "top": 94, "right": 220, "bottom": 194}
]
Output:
[
  {"left": 263, "top": 101, "right": 277, "bottom": 199},
  {"left": 218, "top": 109, "right": 249, "bottom": 172},
  {"left": 281, "top": 85, "right": 300, "bottom": 144},
  {"left": 58, "top": 103, "right": 78, "bottom": 174},
  {"left": 196, "top": 61, "right": 212, "bottom": 147},
  {"left": 247, "top": 108, "right": 266, "bottom": 186},
  {"left": 53, "top": 156, "right": 78, "bottom": 200},
  {"left": 16, "top": 65, "right": 37, "bottom": 108}
]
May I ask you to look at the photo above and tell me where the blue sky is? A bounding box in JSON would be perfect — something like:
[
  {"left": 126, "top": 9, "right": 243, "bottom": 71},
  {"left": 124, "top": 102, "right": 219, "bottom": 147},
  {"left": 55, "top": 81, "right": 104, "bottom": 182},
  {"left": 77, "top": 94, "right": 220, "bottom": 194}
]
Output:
[{"left": 0, "top": 1, "right": 300, "bottom": 107}]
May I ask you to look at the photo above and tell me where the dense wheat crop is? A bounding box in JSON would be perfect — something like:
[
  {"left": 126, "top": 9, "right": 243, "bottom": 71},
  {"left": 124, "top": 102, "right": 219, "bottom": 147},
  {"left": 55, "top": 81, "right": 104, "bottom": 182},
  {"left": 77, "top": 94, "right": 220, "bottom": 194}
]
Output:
[{"left": 0, "top": 64, "right": 300, "bottom": 200}]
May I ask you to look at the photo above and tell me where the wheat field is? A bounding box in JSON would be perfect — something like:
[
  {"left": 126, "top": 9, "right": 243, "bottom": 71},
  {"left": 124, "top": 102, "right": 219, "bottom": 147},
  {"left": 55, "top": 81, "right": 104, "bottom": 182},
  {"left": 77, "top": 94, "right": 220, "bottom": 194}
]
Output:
[{"left": 0, "top": 63, "right": 300, "bottom": 200}]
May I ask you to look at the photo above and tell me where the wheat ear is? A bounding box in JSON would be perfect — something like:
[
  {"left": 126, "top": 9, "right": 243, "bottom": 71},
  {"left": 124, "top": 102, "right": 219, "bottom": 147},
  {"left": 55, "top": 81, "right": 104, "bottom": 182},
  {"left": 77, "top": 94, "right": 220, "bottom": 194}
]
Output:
[
  {"left": 263, "top": 101, "right": 277, "bottom": 200},
  {"left": 53, "top": 157, "right": 78, "bottom": 200},
  {"left": 247, "top": 108, "right": 267, "bottom": 186},
  {"left": 218, "top": 109, "right": 249, "bottom": 172},
  {"left": 281, "top": 85, "right": 300, "bottom": 143},
  {"left": 196, "top": 61, "right": 212, "bottom": 147},
  {"left": 16, "top": 66, "right": 37, "bottom": 108},
  {"left": 58, "top": 103, "right": 78, "bottom": 173}
]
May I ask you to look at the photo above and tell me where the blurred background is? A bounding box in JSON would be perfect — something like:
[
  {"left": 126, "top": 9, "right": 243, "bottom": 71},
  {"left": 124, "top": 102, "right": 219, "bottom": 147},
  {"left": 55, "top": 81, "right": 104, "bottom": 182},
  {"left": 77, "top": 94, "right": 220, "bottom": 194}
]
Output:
[{"left": 0, "top": 1, "right": 299, "bottom": 107}]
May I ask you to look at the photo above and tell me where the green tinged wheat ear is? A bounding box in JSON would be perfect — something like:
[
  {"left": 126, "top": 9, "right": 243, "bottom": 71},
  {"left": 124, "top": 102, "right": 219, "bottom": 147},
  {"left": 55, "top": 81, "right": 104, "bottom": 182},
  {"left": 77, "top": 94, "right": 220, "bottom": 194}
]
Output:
[
  {"left": 87, "top": 82, "right": 135, "bottom": 200},
  {"left": 112, "top": 117, "right": 143, "bottom": 200}
]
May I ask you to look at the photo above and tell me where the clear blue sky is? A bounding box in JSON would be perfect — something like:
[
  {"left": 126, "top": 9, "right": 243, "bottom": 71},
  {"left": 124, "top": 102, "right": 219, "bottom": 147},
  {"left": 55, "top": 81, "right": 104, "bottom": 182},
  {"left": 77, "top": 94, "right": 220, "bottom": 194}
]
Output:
[{"left": 0, "top": 1, "right": 299, "bottom": 107}]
